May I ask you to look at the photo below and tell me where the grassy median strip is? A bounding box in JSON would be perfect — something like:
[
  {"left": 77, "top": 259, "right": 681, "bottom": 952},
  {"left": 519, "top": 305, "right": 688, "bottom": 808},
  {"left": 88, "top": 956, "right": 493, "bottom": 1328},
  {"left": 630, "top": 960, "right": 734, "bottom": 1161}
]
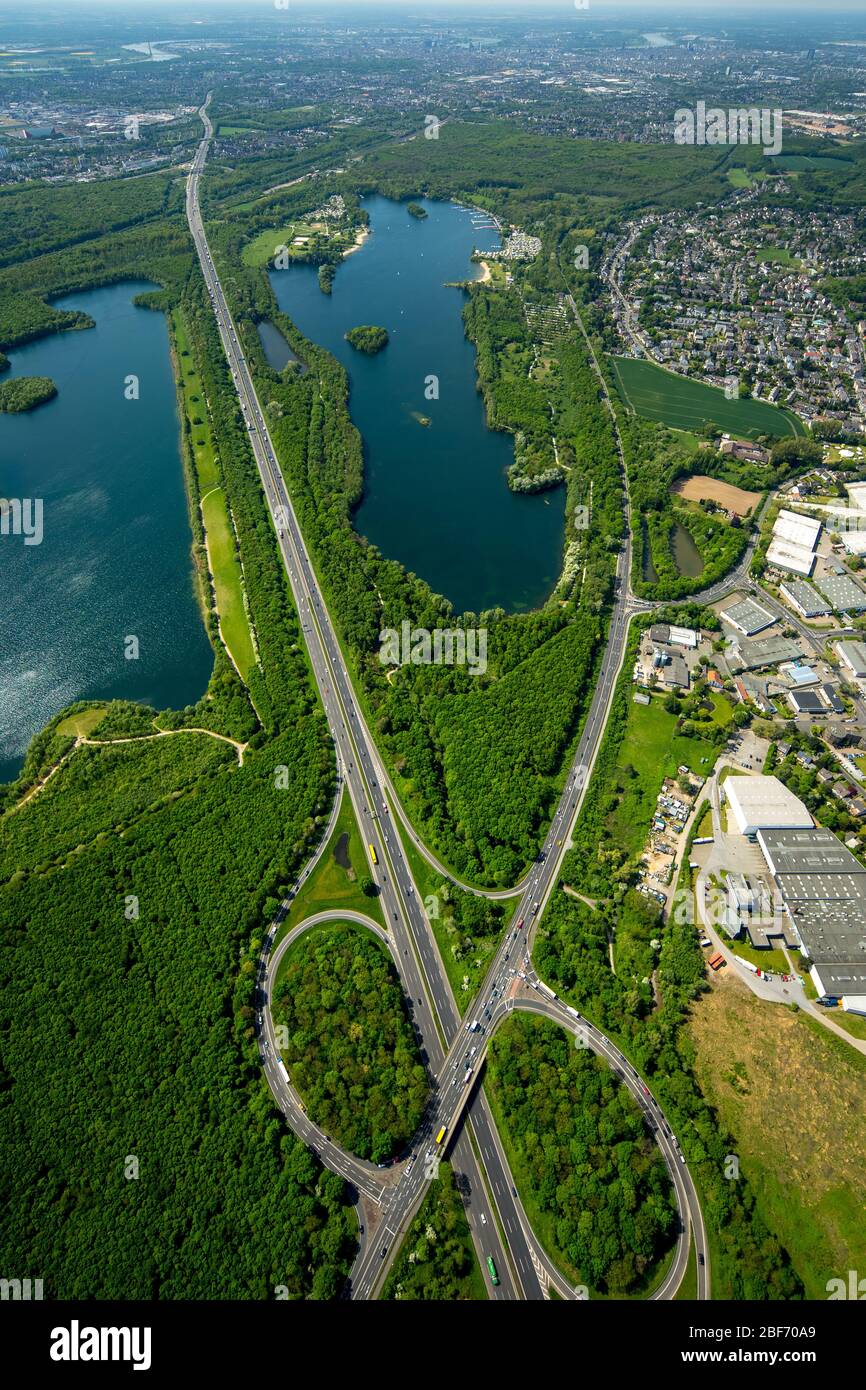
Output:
[
  {"left": 275, "top": 787, "right": 386, "bottom": 946},
  {"left": 172, "top": 308, "right": 257, "bottom": 681}
]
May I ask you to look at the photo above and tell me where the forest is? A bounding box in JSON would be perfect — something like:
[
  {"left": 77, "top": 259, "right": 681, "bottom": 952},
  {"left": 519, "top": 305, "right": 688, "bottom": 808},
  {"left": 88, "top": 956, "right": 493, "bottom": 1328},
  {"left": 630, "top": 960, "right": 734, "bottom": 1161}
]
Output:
[
  {"left": 0, "top": 374, "right": 57, "bottom": 412},
  {"left": 486, "top": 1014, "right": 677, "bottom": 1295},
  {"left": 272, "top": 924, "right": 428, "bottom": 1163},
  {"left": 383, "top": 1162, "right": 485, "bottom": 1301},
  {"left": 0, "top": 201, "right": 353, "bottom": 1296},
  {"left": 345, "top": 324, "right": 388, "bottom": 354},
  {"left": 532, "top": 888, "right": 802, "bottom": 1300}
]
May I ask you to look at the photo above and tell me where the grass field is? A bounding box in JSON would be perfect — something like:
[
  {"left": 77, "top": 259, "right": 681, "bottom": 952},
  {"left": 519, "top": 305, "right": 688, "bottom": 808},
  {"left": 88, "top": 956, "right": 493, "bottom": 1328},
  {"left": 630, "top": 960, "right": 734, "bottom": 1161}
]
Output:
[
  {"left": 172, "top": 310, "right": 257, "bottom": 680},
  {"left": 756, "top": 247, "right": 802, "bottom": 270},
  {"left": 689, "top": 970, "right": 866, "bottom": 1299},
  {"left": 607, "top": 696, "right": 717, "bottom": 862},
  {"left": 610, "top": 355, "right": 805, "bottom": 440},
  {"left": 55, "top": 706, "right": 109, "bottom": 738},
  {"left": 726, "top": 167, "right": 768, "bottom": 188},
  {"left": 275, "top": 787, "right": 385, "bottom": 946}
]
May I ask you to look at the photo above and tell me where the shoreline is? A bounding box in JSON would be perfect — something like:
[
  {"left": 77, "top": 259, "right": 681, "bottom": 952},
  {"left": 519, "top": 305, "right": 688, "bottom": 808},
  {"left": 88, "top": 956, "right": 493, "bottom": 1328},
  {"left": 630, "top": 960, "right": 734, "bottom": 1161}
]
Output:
[{"left": 342, "top": 226, "right": 371, "bottom": 259}]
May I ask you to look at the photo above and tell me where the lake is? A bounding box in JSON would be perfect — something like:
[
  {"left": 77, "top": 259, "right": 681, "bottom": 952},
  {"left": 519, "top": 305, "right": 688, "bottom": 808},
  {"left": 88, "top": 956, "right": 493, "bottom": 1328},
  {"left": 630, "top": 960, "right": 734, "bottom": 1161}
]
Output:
[
  {"left": 0, "top": 280, "right": 213, "bottom": 783},
  {"left": 268, "top": 194, "right": 564, "bottom": 616}
]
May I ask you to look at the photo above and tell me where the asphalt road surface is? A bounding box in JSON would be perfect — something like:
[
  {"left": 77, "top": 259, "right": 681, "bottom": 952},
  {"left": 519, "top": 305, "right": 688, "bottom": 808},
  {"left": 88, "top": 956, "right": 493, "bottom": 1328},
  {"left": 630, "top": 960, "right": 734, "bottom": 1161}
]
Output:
[{"left": 187, "top": 101, "right": 710, "bottom": 1302}]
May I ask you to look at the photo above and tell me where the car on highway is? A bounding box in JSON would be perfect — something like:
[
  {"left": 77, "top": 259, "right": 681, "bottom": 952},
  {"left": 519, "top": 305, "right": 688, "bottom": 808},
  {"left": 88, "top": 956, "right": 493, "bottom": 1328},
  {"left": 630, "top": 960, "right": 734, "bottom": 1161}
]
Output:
[
  {"left": 698, "top": 1253, "right": 705, "bottom": 1267},
  {"left": 515, "top": 917, "right": 524, "bottom": 930},
  {"left": 480, "top": 1213, "right": 487, "bottom": 1226}
]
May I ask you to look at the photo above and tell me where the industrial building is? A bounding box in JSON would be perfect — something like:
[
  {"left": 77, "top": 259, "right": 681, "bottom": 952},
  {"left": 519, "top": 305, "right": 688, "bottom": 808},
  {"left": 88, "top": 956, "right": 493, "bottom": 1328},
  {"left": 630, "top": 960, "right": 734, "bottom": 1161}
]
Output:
[
  {"left": 836, "top": 640, "right": 866, "bottom": 680},
  {"left": 726, "top": 634, "right": 802, "bottom": 673},
  {"left": 779, "top": 579, "right": 831, "bottom": 618},
  {"left": 649, "top": 623, "right": 698, "bottom": 649},
  {"left": 816, "top": 574, "right": 866, "bottom": 614},
  {"left": 720, "top": 597, "right": 775, "bottom": 636},
  {"left": 723, "top": 774, "right": 814, "bottom": 837},
  {"left": 765, "top": 508, "right": 822, "bottom": 577},
  {"left": 756, "top": 827, "right": 866, "bottom": 1011},
  {"left": 787, "top": 689, "right": 825, "bottom": 715}
]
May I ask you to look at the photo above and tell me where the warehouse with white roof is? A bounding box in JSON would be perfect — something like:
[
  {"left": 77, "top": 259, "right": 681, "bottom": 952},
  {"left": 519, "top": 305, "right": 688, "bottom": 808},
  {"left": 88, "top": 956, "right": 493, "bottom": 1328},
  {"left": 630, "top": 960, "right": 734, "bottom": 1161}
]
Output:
[
  {"left": 766, "top": 508, "right": 822, "bottom": 577},
  {"left": 723, "top": 774, "right": 815, "bottom": 838}
]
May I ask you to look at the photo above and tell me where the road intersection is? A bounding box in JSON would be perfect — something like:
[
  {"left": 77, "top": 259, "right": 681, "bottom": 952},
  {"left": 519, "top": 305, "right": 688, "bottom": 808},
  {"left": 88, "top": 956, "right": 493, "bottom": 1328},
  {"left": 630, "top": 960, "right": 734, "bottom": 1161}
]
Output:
[{"left": 188, "top": 100, "right": 712, "bottom": 1301}]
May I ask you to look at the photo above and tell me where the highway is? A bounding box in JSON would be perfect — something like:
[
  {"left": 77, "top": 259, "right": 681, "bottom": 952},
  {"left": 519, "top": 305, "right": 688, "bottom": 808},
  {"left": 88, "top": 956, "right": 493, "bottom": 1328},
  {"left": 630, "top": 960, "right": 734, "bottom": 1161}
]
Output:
[{"left": 187, "top": 99, "right": 710, "bottom": 1302}]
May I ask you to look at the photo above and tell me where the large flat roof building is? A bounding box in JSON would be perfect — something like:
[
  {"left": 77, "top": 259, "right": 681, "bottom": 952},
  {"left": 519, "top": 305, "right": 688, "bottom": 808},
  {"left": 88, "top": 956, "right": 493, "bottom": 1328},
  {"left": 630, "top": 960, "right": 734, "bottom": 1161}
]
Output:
[
  {"left": 766, "top": 539, "right": 817, "bottom": 576},
  {"left": 773, "top": 509, "right": 822, "bottom": 551},
  {"left": 756, "top": 827, "right": 866, "bottom": 1009},
  {"left": 724, "top": 775, "right": 814, "bottom": 837},
  {"left": 727, "top": 634, "right": 802, "bottom": 672},
  {"left": 779, "top": 580, "right": 831, "bottom": 618},
  {"left": 836, "top": 640, "right": 866, "bottom": 680},
  {"left": 720, "top": 597, "right": 776, "bottom": 636},
  {"left": 649, "top": 623, "right": 698, "bottom": 649},
  {"left": 816, "top": 575, "right": 866, "bottom": 614}
]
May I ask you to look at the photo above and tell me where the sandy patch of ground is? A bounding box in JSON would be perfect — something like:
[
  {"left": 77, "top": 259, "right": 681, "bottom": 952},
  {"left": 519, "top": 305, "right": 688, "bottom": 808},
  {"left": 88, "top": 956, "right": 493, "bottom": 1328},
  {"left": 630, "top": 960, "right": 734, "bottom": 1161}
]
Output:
[{"left": 673, "top": 474, "right": 761, "bottom": 515}]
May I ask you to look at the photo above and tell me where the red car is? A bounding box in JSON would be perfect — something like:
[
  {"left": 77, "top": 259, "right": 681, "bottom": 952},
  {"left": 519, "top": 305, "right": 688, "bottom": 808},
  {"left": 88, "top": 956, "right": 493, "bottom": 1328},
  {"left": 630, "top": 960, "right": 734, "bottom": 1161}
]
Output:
[{"left": 516, "top": 918, "right": 525, "bottom": 930}]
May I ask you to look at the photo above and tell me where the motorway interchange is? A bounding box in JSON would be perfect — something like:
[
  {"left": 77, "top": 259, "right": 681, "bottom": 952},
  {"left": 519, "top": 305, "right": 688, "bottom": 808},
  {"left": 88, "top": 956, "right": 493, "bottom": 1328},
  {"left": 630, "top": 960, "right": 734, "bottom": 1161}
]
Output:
[{"left": 188, "top": 100, "right": 716, "bottom": 1301}]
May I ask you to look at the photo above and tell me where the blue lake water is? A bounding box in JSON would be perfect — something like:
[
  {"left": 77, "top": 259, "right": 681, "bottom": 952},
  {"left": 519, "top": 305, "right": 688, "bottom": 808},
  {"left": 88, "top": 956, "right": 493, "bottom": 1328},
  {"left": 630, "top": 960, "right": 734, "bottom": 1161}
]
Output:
[
  {"left": 269, "top": 194, "right": 564, "bottom": 616},
  {"left": 0, "top": 280, "right": 212, "bottom": 782}
]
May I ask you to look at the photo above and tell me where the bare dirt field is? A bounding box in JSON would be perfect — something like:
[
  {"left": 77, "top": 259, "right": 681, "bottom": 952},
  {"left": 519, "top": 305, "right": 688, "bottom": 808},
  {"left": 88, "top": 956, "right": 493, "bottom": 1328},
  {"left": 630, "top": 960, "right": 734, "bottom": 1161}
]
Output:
[
  {"left": 689, "top": 968, "right": 866, "bottom": 1298},
  {"left": 673, "top": 474, "right": 761, "bottom": 515}
]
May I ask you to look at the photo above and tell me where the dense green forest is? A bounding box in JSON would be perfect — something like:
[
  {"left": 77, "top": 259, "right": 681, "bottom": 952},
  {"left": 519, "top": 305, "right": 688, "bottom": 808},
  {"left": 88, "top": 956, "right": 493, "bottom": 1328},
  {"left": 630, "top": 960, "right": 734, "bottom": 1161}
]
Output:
[
  {"left": 533, "top": 890, "right": 802, "bottom": 1300},
  {"left": 0, "top": 203, "right": 353, "bottom": 1297},
  {"left": 345, "top": 324, "right": 388, "bottom": 354},
  {"left": 206, "top": 191, "right": 627, "bottom": 883},
  {"left": 0, "top": 374, "right": 56, "bottom": 412},
  {"left": 486, "top": 1014, "right": 677, "bottom": 1295},
  {"left": 272, "top": 924, "right": 428, "bottom": 1163},
  {"left": 0, "top": 171, "right": 180, "bottom": 270},
  {"left": 383, "top": 1162, "right": 486, "bottom": 1300}
]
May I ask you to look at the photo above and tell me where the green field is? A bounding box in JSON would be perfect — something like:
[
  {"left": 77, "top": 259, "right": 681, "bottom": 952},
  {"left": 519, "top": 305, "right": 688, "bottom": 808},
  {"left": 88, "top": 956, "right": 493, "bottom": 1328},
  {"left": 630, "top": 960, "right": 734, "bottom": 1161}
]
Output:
[
  {"left": 608, "top": 695, "right": 717, "bottom": 861},
  {"left": 275, "top": 787, "right": 385, "bottom": 944},
  {"left": 610, "top": 356, "right": 804, "bottom": 440},
  {"left": 172, "top": 310, "right": 257, "bottom": 680},
  {"left": 756, "top": 247, "right": 802, "bottom": 269},
  {"left": 727, "top": 167, "right": 768, "bottom": 188}
]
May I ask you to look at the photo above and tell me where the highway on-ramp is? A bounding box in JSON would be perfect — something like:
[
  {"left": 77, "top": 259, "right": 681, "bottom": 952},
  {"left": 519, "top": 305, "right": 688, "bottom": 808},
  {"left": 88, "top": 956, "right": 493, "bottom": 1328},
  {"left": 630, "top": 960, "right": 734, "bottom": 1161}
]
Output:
[{"left": 187, "top": 99, "right": 710, "bottom": 1302}]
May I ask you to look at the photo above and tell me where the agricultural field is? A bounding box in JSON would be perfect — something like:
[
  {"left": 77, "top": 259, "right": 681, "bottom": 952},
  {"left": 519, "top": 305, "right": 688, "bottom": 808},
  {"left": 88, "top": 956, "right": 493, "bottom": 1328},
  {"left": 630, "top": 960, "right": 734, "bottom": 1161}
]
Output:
[
  {"left": 672, "top": 475, "right": 762, "bottom": 516},
  {"left": 689, "top": 968, "right": 866, "bottom": 1300},
  {"left": 610, "top": 356, "right": 805, "bottom": 440}
]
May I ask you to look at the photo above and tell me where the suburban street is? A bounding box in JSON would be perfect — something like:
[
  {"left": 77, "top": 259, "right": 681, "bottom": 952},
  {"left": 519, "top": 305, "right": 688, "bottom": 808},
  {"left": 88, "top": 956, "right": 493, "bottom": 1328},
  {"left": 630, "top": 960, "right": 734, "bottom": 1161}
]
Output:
[{"left": 187, "top": 100, "right": 710, "bottom": 1302}]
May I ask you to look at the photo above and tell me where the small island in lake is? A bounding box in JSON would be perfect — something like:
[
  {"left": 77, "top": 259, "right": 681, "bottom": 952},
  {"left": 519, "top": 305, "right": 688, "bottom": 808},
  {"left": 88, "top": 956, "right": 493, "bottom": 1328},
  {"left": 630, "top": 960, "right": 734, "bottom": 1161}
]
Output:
[
  {"left": 0, "top": 375, "right": 58, "bottom": 413},
  {"left": 345, "top": 325, "right": 389, "bottom": 354},
  {"left": 407, "top": 202, "right": 428, "bottom": 220}
]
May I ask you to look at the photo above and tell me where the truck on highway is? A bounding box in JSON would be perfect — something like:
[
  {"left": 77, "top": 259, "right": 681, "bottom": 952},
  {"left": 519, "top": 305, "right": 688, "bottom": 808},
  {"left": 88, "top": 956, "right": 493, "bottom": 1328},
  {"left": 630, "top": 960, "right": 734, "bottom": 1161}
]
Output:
[
  {"left": 463, "top": 1068, "right": 473, "bottom": 1085},
  {"left": 486, "top": 1256, "right": 500, "bottom": 1287},
  {"left": 277, "top": 1059, "right": 289, "bottom": 1084},
  {"left": 435, "top": 1125, "right": 447, "bottom": 1145},
  {"left": 565, "top": 1005, "right": 580, "bottom": 1019},
  {"left": 368, "top": 843, "right": 378, "bottom": 866},
  {"left": 537, "top": 981, "right": 557, "bottom": 1000}
]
